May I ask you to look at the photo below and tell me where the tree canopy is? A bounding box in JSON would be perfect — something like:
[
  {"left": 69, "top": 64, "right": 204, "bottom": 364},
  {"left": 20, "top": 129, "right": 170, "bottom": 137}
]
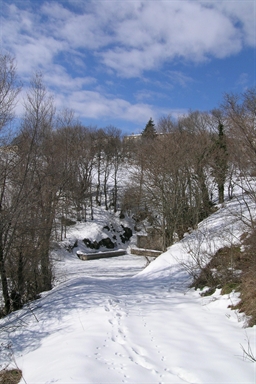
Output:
[{"left": 142, "top": 118, "right": 157, "bottom": 139}]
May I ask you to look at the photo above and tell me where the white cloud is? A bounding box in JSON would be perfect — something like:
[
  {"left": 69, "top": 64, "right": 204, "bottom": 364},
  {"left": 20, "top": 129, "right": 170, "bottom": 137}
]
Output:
[
  {"left": 99, "top": 1, "right": 244, "bottom": 76},
  {"left": 54, "top": 89, "right": 155, "bottom": 124},
  {"left": 166, "top": 71, "right": 194, "bottom": 88},
  {"left": 40, "top": 1, "right": 111, "bottom": 50},
  {"left": 236, "top": 72, "right": 249, "bottom": 90},
  {"left": 135, "top": 90, "right": 169, "bottom": 102},
  {"left": 53, "top": 87, "right": 184, "bottom": 127},
  {"left": 204, "top": 1, "right": 256, "bottom": 47},
  {"left": 2, "top": 4, "right": 67, "bottom": 77},
  {"left": 101, "top": 47, "right": 159, "bottom": 77},
  {"left": 14, "top": 37, "right": 65, "bottom": 76},
  {"left": 43, "top": 65, "right": 96, "bottom": 92},
  {"left": 41, "top": 1, "right": 72, "bottom": 20},
  {"left": 2, "top": 1, "right": 253, "bottom": 79},
  {"left": 15, "top": 78, "right": 159, "bottom": 127},
  {"left": 1, "top": 0, "right": 254, "bottom": 128}
]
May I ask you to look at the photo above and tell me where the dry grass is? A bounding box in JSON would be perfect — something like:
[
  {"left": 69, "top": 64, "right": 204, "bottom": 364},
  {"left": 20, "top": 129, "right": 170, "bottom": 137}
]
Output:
[
  {"left": 0, "top": 369, "right": 22, "bottom": 384},
  {"left": 191, "top": 238, "right": 256, "bottom": 326},
  {"left": 232, "top": 230, "right": 256, "bottom": 326},
  {"left": 235, "top": 272, "right": 256, "bottom": 326},
  {"left": 192, "top": 245, "right": 242, "bottom": 293}
]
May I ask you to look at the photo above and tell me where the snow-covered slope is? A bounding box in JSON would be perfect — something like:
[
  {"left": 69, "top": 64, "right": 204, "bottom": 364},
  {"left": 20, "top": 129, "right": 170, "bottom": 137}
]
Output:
[{"left": 0, "top": 198, "right": 255, "bottom": 383}]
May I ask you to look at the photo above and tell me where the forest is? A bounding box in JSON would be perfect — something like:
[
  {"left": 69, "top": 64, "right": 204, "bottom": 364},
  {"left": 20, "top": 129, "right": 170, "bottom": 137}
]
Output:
[{"left": 0, "top": 53, "right": 255, "bottom": 321}]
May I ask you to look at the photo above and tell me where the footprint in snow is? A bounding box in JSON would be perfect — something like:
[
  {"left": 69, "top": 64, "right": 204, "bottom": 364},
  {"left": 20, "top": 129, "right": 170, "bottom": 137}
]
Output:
[{"left": 171, "top": 366, "right": 202, "bottom": 383}]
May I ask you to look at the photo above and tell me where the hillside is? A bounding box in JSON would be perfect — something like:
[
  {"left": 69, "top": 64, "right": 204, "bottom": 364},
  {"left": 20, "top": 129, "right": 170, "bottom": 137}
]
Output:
[{"left": 0, "top": 195, "right": 255, "bottom": 383}]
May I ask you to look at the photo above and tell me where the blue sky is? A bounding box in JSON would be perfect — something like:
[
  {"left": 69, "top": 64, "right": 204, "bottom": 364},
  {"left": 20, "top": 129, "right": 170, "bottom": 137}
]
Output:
[{"left": 1, "top": 0, "right": 255, "bottom": 135}]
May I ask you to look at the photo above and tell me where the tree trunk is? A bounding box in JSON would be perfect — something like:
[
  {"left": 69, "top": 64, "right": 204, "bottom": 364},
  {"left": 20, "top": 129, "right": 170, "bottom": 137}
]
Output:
[
  {"left": 96, "top": 154, "right": 101, "bottom": 206},
  {"left": 0, "top": 233, "right": 10, "bottom": 314}
]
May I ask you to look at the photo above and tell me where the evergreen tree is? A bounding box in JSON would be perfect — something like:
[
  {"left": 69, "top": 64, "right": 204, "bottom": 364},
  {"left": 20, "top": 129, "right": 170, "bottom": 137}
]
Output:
[
  {"left": 214, "top": 122, "right": 228, "bottom": 204},
  {"left": 142, "top": 118, "right": 157, "bottom": 139}
]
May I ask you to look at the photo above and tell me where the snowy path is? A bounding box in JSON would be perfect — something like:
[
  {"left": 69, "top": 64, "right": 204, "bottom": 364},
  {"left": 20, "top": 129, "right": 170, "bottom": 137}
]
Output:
[{"left": 0, "top": 251, "right": 255, "bottom": 384}]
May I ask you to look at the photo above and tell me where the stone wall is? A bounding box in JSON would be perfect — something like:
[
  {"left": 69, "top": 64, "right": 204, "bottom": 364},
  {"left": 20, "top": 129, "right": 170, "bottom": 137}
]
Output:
[
  {"left": 137, "top": 227, "right": 163, "bottom": 251},
  {"left": 130, "top": 248, "right": 161, "bottom": 257}
]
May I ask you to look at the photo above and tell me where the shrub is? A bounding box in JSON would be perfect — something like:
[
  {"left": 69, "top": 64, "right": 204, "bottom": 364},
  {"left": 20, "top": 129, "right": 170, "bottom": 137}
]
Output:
[
  {"left": 0, "top": 369, "right": 22, "bottom": 384},
  {"left": 232, "top": 230, "right": 256, "bottom": 326}
]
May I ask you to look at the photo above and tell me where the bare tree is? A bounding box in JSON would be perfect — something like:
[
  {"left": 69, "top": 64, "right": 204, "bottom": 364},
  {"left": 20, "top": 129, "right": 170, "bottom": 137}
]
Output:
[
  {"left": 157, "top": 114, "right": 178, "bottom": 134},
  {"left": 0, "top": 54, "right": 21, "bottom": 314},
  {"left": 179, "top": 111, "right": 214, "bottom": 217},
  {"left": 0, "top": 53, "right": 20, "bottom": 134},
  {"left": 94, "top": 128, "right": 106, "bottom": 206},
  {"left": 20, "top": 73, "right": 57, "bottom": 291},
  {"left": 129, "top": 128, "right": 194, "bottom": 250},
  {"left": 68, "top": 125, "right": 96, "bottom": 221},
  {"left": 124, "top": 112, "right": 218, "bottom": 251},
  {"left": 104, "top": 126, "right": 123, "bottom": 212},
  {"left": 223, "top": 88, "right": 256, "bottom": 182}
]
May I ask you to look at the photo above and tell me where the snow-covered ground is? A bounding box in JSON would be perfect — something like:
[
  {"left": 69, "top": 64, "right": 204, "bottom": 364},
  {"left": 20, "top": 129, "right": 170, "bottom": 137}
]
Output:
[{"left": 0, "top": 198, "right": 255, "bottom": 383}]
